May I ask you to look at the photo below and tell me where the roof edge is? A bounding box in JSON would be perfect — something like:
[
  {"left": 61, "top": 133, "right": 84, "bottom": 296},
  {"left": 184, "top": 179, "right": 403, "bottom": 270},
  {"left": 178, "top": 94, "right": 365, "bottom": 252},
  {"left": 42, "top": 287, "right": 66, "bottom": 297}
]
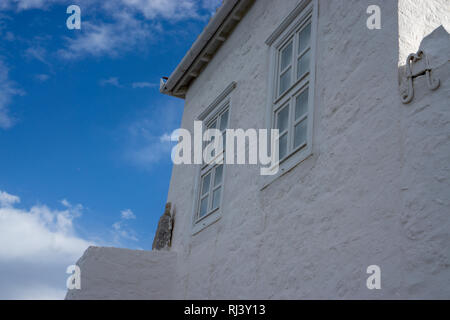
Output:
[{"left": 160, "top": 0, "right": 253, "bottom": 99}]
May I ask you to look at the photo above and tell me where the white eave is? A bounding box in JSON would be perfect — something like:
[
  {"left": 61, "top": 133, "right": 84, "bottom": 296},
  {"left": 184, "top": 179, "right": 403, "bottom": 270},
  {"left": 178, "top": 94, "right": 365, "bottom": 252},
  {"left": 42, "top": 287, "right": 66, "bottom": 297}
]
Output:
[{"left": 159, "top": 0, "right": 254, "bottom": 99}]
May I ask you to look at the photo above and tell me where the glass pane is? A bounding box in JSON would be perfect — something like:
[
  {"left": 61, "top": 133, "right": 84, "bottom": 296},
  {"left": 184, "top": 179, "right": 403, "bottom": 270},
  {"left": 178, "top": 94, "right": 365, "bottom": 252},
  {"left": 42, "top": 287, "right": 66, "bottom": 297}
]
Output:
[
  {"left": 279, "top": 133, "right": 288, "bottom": 159},
  {"left": 214, "top": 164, "right": 223, "bottom": 187},
  {"left": 201, "top": 173, "right": 211, "bottom": 196},
  {"left": 222, "top": 133, "right": 226, "bottom": 152},
  {"left": 204, "top": 132, "right": 216, "bottom": 158},
  {"left": 207, "top": 119, "right": 216, "bottom": 129},
  {"left": 277, "top": 106, "right": 289, "bottom": 133},
  {"left": 298, "top": 23, "right": 311, "bottom": 54},
  {"left": 210, "top": 135, "right": 216, "bottom": 157},
  {"left": 280, "top": 41, "right": 293, "bottom": 71},
  {"left": 212, "top": 187, "right": 221, "bottom": 210},
  {"left": 279, "top": 67, "right": 291, "bottom": 95},
  {"left": 295, "top": 89, "right": 308, "bottom": 120},
  {"left": 294, "top": 119, "right": 307, "bottom": 149},
  {"left": 199, "top": 196, "right": 209, "bottom": 217},
  {"left": 204, "top": 120, "right": 216, "bottom": 152},
  {"left": 219, "top": 110, "right": 229, "bottom": 131},
  {"left": 297, "top": 50, "right": 310, "bottom": 79}
]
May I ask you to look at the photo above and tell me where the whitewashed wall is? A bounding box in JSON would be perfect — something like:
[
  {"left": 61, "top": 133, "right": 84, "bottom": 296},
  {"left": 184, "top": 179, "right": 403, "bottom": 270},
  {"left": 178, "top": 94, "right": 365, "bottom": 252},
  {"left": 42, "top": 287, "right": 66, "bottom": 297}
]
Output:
[
  {"left": 66, "top": 247, "right": 177, "bottom": 299},
  {"left": 66, "top": 0, "right": 449, "bottom": 300},
  {"left": 166, "top": 0, "right": 450, "bottom": 299}
]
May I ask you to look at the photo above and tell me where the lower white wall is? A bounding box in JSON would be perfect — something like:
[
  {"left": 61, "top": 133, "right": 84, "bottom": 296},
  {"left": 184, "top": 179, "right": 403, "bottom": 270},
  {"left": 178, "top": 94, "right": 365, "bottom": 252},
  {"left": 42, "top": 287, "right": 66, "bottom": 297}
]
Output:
[{"left": 65, "top": 247, "right": 177, "bottom": 300}]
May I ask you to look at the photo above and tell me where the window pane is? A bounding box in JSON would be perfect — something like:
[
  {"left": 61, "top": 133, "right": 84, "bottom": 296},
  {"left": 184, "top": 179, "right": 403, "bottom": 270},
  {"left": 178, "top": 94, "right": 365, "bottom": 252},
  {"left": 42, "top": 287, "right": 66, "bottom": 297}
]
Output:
[
  {"left": 212, "top": 187, "right": 221, "bottom": 210},
  {"left": 279, "top": 68, "right": 291, "bottom": 95},
  {"left": 201, "top": 173, "right": 211, "bottom": 196},
  {"left": 297, "top": 50, "right": 310, "bottom": 79},
  {"left": 207, "top": 119, "right": 216, "bottom": 129},
  {"left": 199, "top": 196, "right": 209, "bottom": 217},
  {"left": 294, "top": 118, "right": 307, "bottom": 149},
  {"left": 204, "top": 131, "right": 216, "bottom": 158},
  {"left": 210, "top": 135, "right": 216, "bottom": 157},
  {"left": 298, "top": 23, "right": 311, "bottom": 54},
  {"left": 295, "top": 89, "right": 308, "bottom": 120},
  {"left": 222, "top": 132, "right": 226, "bottom": 153},
  {"left": 279, "top": 133, "right": 288, "bottom": 159},
  {"left": 219, "top": 110, "right": 229, "bottom": 131},
  {"left": 214, "top": 164, "right": 223, "bottom": 187},
  {"left": 280, "top": 41, "right": 293, "bottom": 71},
  {"left": 277, "top": 106, "right": 289, "bottom": 133},
  {"left": 204, "top": 120, "right": 216, "bottom": 153}
]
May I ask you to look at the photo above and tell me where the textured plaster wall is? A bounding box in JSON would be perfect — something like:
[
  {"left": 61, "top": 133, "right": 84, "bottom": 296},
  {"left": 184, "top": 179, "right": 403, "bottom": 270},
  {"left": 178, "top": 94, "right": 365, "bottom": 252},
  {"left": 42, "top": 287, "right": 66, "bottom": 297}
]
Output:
[
  {"left": 65, "top": 247, "right": 177, "bottom": 299},
  {"left": 66, "top": 0, "right": 449, "bottom": 300},
  {"left": 398, "top": 0, "right": 450, "bottom": 65},
  {"left": 166, "top": 0, "right": 450, "bottom": 299}
]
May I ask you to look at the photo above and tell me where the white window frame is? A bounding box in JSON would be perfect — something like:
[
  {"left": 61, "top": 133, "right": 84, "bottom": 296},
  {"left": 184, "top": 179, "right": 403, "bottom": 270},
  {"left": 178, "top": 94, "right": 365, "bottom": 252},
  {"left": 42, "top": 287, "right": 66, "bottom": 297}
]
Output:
[
  {"left": 262, "top": 0, "right": 318, "bottom": 188},
  {"left": 191, "top": 82, "right": 236, "bottom": 235}
]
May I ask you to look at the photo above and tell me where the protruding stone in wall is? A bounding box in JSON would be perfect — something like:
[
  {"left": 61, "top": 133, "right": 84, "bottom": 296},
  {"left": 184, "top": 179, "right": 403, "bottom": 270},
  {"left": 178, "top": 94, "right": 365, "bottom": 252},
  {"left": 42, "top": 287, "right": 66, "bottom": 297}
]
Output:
[{"left": 152, "top": 202, "right": 173, "bottom": 250}]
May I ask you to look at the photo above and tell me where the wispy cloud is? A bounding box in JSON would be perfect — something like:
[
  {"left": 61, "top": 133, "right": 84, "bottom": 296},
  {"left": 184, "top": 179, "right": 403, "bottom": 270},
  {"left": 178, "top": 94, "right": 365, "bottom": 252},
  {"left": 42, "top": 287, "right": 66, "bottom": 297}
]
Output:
[
  {"left": 59, "top": 14, "right": 152, "bottom": 59},
  {"left": 112, "top": 209, "right": 138, "bottom": 243},
  {"left": 56, "top": 0, "right": 204, "bottom": 60},
  {"left": 24, "top": 46, "right": 48, "bottom": 65},
  {"left": 201, "top": 0, "right": 222, "bottom": 14},
  {"left": 0, "top": 190, "right": 20, "bottom": 207},
  {"left": 0, "top": 190, "right": 93, "bottom": 299},
  {"left": 123, "top": 99, "right": 182, "bottom": 168},
  {"left": 131, "top": 82, "right": 158, "bottom": 89},
  {"left": 34, "top": 74, "right": 50, "bottom": 82},
  {"left": 0, "top": 59, "right": 24, "bottom": 130},
  {"left": 121, "top": 209, "right": 136, "bottom": 220},
  {"left": 1, "top": 0, "right": 220, "bottom": 60},
  {"left": 99, "top": 76, "right": 122, "bottom": 87}
]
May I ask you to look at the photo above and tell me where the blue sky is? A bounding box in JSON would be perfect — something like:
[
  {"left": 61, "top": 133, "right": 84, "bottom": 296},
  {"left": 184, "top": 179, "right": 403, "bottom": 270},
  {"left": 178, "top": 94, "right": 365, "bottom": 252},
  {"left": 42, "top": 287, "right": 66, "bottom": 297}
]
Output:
[{"left": 0, "top": 0, "right": 220, "bottom": 299}]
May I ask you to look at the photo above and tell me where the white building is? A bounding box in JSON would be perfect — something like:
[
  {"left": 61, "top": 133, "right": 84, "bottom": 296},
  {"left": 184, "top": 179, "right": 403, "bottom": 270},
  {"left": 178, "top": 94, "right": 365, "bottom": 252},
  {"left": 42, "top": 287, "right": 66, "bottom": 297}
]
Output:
[{"left": 67, "top": 0, "right": 450, "bottom": 299}]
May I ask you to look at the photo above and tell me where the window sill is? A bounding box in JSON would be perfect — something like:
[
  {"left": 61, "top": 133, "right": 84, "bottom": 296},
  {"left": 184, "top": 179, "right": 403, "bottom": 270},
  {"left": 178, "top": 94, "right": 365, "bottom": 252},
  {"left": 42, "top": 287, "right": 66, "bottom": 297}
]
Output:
[
  {"left": 191, "top": 209, "right": 221, "bottom": 235},
  {"left": 260, "top": 145, "right": 313, "bottom": 191}
]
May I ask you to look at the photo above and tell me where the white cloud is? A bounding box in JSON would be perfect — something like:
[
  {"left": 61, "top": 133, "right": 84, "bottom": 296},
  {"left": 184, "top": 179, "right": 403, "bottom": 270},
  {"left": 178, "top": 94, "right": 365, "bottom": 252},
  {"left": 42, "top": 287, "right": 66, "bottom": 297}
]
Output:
[
  {"left": 159, "top": 131, "right": 179, "bottom": 143},
  {"left": 1, "top": 0, "right": 54, "bottom": 11},
  {"left": 1, "top": 0, "right": 207, "bottom": 19},
  {"left": 112, "top": 211, "right": 138, "bottom": 242},
  {"left": 0, "top": 190, "right": 93, "bottom": 299},
  {"left": 1, "top": 0, "right": 221, "bottom": 60},
  {"left": 201, "top": 0, "right": 222, "bottom": 14},
  {"left": 123, "top": 99, "right": 183, "bottom": 168},
  {"left": 24, "top": 46, "right": 48, "bottom": 65},
  {"left": 125, "top": 125, "right": 173, "bottom": 166},
  {"left": 119, "top": 0, "right": 201, "bottom": 20},
  {"left": 132, "top": 82, "right": 158, "bottom": 89},
  {"left": 0, "top": 59, "right": 24, "bottom": 130},
  {"left": 34, "top": 74, "right": 50, "bottom": 82},
  {"left": 112, "top": 222, "right": 138, "bottom": 242},
  {"left": 0, "top": 190, "right": 20, "bottom": 207},
  {"left": 59, "top": 13, "right": 153, "bottom": 59},
  {"left": 159, "top": 133, "right": 171, "bottom": 142},
  {"left": 121, "top": 209, "right": 135, "bottom": 220},
  {"left": 99, "top": 76, "right": 122, "bottom": 87}
]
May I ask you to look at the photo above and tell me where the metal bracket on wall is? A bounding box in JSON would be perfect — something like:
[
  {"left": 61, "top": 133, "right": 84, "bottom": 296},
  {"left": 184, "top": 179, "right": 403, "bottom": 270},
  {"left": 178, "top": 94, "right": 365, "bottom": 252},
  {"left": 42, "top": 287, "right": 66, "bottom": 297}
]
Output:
[{"left": 400, "top": 50, "right": 440, "bottom": 104}]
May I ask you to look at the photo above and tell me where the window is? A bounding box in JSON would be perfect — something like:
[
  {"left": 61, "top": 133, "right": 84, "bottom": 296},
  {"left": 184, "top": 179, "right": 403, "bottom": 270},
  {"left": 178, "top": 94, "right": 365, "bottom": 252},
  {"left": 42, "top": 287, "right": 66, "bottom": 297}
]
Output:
[
  {"left": 192, "top": 82, "right": 235, "bottom": 234},
  {"left": 274, "top": 17, "right": 311, "bottom": 161},
  {"left": 196, "top": 108, "right": 229, "bottom": 222},
  {"left": 198, "top": 164, "right": 224, "bottom": 218},
  {"left": 264, "top": 0, "right": 316, "bottom": 184}
]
